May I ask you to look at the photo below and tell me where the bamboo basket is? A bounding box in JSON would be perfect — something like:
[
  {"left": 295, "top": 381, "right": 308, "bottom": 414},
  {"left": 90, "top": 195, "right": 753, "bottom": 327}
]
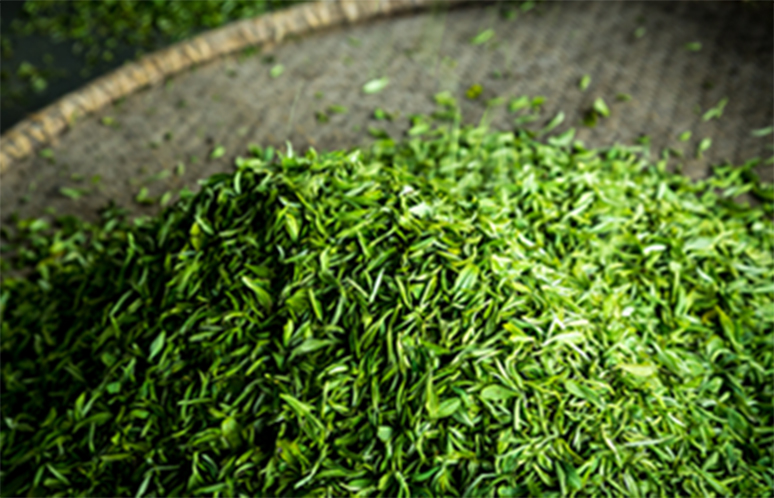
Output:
[{"left": 1, "top": 0, "right": 771, "bottom": 222}]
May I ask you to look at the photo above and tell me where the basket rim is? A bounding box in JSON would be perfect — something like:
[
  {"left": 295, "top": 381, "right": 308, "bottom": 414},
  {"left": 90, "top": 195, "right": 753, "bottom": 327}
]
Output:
[{"left": 0, "top": 0, "right": 466, "bottom": 173}]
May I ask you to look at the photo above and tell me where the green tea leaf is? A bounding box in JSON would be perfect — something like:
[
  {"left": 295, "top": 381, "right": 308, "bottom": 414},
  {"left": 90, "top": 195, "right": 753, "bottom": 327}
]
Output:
[
  {"left": 221, "top": 417, "right": 242, "bottom": 447},
  {"left": 481, "top": 385, "right": 518, "bottom": 401},
  {"left": 425, "top": 376, "right": 440, "bottom": 418},
  {"left": 453, "top": 264, "right": 479, "bottom": 293},
  {"left": 436, "top": 398, "right": 461, "bottom": 418},
  {"left": 308, "top": 288, "right": 323, "bottom": 321},
  {"left": 189, "top": 220, "right": 203, "bottom": 250},
  {"left": 149, "top": 331, "right": 166, "bottom": 361},
  {"left": 39, "top": 148, "right": 55, "bottom": 160},
  {"left": 290, "top": 338, "right": 332, "bottom": 360},
  {"left": 579, "top": 74, "right": 591, "bottom": 91},
  {"left": 434, "top": 91, "right": 457, "bottom": 108},
  {"left": 377, "top": 426, "right": 393, "bottom": 442},
  {"left": 540, "top": 111, "right": 565, "bottom": 134},
  {"left": 696, "top": 137, "right": 712, "bottom": 158},
  {"left": 751, "top": 126, "right": 773, "bottom": 137},
  {"left": 60, "top": 187, "right": 86, "bottom": 199},
  {"left": 466, "top": 84, "right": 483, "bottom": 100},
  {"left": 285, "top": 212, "right": 300, "bottom": 242},
  {"left": 135, "top": 187, "right": 153, "bottom": 204},
  {"left": 702, "top": 97, "right": 728, "bottom": 122},
  {"left": 564, "top": 380, "right": 604, "bottom": 409},
  {"left": 685, "top": 41, "right": 702, "bottom": 52},
  {"left": 280, "top": 393, "right": 314, "bottom": 417},
  {"left": 593, "top": 97, "right": 610, "bottom": 117},
  {"left": 327, "top": 104, "right": 348, "bottom": 114},
  {"left": 618, "top": 364, "right": 657, "bottom": 377},
  {"left": 210, "top": 145, "right": 226, "bottom": 159},
  {"left": 363, "top": 77, "right": 389, "bottom": 94},
  {"left": 562, "top": 461, "right": 582, "bottom": 491},
  {"left": 471, "top": 28, "right": 495, "bottom": 45},
  {"left": 543, "top": 332, "right": 583, "bottom": 346},
  {"left": 509, "top": 96, "right": 530, "bottom": 113},
  {"left": 241, "top": 276, "right": 273, "bottom": 310}
]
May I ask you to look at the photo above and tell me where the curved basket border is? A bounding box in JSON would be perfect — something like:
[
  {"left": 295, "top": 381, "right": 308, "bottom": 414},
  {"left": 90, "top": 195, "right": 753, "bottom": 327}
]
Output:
[{"left": 0, "top": 0, "right": 465, "bottom": 173}]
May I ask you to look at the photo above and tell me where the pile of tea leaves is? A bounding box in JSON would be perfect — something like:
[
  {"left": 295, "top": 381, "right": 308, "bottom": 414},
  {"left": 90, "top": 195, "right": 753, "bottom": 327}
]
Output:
[{"left": 1, "top": 94, "right": 773, "bottom": 497}]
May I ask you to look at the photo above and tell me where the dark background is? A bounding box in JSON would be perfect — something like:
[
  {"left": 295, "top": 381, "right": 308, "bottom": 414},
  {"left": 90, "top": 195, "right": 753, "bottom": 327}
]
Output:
[{"left": 1, "top": 0, "right": 131, "bottom": 133}]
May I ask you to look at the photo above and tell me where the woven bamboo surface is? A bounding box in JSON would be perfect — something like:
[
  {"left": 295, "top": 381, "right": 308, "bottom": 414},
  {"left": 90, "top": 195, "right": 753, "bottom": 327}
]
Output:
[{"left": 1, "top": 0, "right": 772, "bottom": 223}]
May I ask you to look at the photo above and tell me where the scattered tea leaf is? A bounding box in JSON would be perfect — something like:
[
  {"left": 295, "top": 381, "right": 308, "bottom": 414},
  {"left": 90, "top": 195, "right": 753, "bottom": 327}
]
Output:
[
  {"left": 159, "top": 191, "right": 173, "bottom": 206},
  {"left": 210, "top": 145, "right": 226, "bottom": 159},
  {"left": 39, "top": 148, "right": 55, "bottom": 161},
  {"left": 59, "top": 187, "right": 85, "bottom": 199},
  {"left": 539, "top": 111, "right": 564, "bottom": 134},
  {"left": 579, "top": 74, "right": 591, "bottom": 91},
  {"left": 363, "top": 77, "right": 389, "bottom": 94},
  {"left": 327, "top": 105, "right": 348, "bottom": 114},
  {"left": 696, "top": 137, "right": 712, "bottom": 158},
  {"left": 685, "top": 41, "right": 702, "bottom": 51},
  {"left": 593, "top": 97, "right": 610, "bottom": 117},
  {"left": 702, "top": 97, "right": 728, "bottom": 121},
  {"left": 135, "top": 187, "right": 153, "bottom": 204},
  {"left": 270, "top": 64, "right": 284, "bottom": 78},
  {"left": 508, "top": 96, "right": 530, "bottom": 113},
  {"left": 751, "top": 126, "right": 773, "bottom": 137},
  {"left": 466, "top": 84, "right": 483, "bottom": 100},
  {"left": 471, "top": 29, "right": 495, "bottom": 45}
]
